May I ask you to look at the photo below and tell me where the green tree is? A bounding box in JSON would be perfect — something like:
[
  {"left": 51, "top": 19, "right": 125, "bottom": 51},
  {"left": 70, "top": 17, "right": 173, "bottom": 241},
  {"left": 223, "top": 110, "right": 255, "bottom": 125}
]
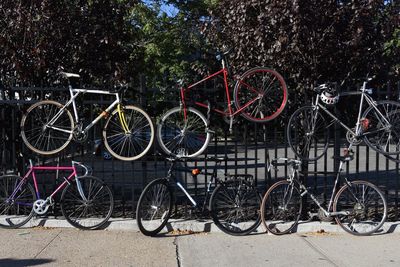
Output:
[{"left": 130, "top": 0, "right": 217, "bottom": 89}]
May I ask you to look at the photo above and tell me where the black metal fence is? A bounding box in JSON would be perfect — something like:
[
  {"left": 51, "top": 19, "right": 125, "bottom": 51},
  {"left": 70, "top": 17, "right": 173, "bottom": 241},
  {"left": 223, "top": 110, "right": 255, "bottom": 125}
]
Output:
[{"left": 1, "top": 81, "right": 400, "bottom": 219}]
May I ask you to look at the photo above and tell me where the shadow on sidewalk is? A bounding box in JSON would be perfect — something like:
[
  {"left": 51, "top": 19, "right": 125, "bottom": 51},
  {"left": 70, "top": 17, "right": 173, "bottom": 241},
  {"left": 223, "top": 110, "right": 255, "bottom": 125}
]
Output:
[{"left": 0, "top": 258, "right": 54, "bottom": 267}]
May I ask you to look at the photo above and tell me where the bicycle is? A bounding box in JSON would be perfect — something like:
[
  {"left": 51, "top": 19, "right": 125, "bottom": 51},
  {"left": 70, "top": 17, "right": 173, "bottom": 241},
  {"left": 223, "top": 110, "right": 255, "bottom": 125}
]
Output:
[
  {"left": 260, "top": 145, "right": 387, "bottom": 236},
  {"left": 0, "top": 160, "right": 114, "bottom": 230},
  {"left": 287, "top": 79, "right": 400, "bottom": 161},
  {"left": 136, "top": 156, "right": 261, "bottom": 236},
  {"left": 21, "top": 72, "right": 155, "bottom": 161},
  {"left": 157, "top": 48, "right": 288, "bottom": 157}
]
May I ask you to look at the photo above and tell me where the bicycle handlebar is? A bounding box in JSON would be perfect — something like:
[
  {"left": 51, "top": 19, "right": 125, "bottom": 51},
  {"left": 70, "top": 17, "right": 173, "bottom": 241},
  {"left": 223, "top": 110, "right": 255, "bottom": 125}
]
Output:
[
  {"left": 271, "top": 158, "right": 302, "bottom": 167},
  {"left": 166, "top": 156, "right": 227, "bottom": 162},
  {"left": 72, "top": 161, "right": 92, "bottom": 176}
]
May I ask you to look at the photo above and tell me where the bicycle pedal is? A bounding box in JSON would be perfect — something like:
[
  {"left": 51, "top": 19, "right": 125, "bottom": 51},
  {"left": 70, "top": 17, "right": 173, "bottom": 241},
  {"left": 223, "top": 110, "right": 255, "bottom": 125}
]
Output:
[
  {"left": 207, "top": 129, "right": 215, "bottom": 134},
  {"left": 307, "top": 212, "right": 318, "bottom": 220}
]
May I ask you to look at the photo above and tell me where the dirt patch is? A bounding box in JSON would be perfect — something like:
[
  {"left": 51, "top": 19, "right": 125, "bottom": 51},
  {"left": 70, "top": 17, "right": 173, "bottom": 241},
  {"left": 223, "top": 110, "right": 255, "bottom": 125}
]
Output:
[
  {"left": 169, "top": 229, "right": 207, "bottom": 236},
  {"left": 302, "top": 229, "right": 337, "bottom": 236}
]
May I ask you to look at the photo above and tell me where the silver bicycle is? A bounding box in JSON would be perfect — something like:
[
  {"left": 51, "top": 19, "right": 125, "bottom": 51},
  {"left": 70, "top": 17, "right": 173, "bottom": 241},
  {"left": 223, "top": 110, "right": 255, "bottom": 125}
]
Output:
[
  {"left": 21, "top": 72, "right": 155, "bottom": 161},
  {"left": 287, "top": 79, "right": 400, "bottom": 161}
]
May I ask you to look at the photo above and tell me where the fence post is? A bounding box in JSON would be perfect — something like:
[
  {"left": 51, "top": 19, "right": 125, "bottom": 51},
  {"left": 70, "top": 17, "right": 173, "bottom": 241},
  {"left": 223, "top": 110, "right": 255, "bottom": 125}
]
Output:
[{"left": 139, "top": 74, "right": 146, "bottom": 108}]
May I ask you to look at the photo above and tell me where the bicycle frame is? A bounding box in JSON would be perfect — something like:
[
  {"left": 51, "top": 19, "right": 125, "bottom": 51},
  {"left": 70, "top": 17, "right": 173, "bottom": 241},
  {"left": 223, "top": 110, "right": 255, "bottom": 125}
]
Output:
[
  {"left": 313, "top": 81, "right": 391, "bottom": 138},
  {"left": 277, "top": 148, "right": 355, "bottom": 218},
  {"left": 165, "top": 159, "right": 222, "bottom": 210},
  {"left": 8, "top": 161, "right": 88, "bottom": 204},
  {"left": 47, "top": 86, "right": 130, "bottom": 134},
  {"left": 179, "top": 67, "right": 261, "bottom": 120}
]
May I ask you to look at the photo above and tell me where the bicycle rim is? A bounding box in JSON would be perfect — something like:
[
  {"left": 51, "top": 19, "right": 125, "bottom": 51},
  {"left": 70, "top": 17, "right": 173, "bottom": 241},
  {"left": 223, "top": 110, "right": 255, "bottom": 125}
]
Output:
[
  {"left": 21, "top": 100, "right": 74, "bottom": 155},
  {"left": 0, "top": 175, "right": 36, "bottom": 228},
  {"left": 61, "top": 176, "right": 114, "bottom": 230},
  {"left": 261, "top": 180, "right": 302, "bottom": 235},
  {"left": 362, "top": 101, "right": 400, "bottom": 156},
  {"left": 287, "top": 106, "right": 329, "bottom": 161},
  {"left": 334, "top": 180, "right": 387, "bottom": 236},
  {"left": 210, "top": 181, "right": 261, "bottom": 235},
  {"left": 157, "top": 107, "right": 210, "bottom": 157},
  {"left": 103, "top": 105, "right": 155, "bottom": 161},
  {"left": 136, "top": 179, "right": 172, "bottom": 236},
  {"left": 234, "top": 67, "right": 288, "bottom": 122}
]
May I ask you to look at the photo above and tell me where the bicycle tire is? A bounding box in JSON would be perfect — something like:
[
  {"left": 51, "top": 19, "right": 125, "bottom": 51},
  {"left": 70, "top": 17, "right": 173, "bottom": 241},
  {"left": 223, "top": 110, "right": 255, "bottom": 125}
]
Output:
[
  {"left": 209, "top": 180, "right": 261, "bottom": 236},
  {"left": 157, "top": 107, "right": 211, "bottom": 157},
  {"left": 233, "top": 67, "right": 288, "bottom": 123},
  {"left": 0, "top": 175, "right": 36, "bottom": 228},
  {"left": 287, "top": 106, "right": 329, "bottom": 161},
  {"left": 260, "top": 180, "right": 302, "bottom": 235},
  {"left": 333, "top": 180, "right": 387, "bottom": 236},
  {"left": 136, "top": 178, "right": 173, "bottom": 236},
  {"left": 362, "top": 100, "right": 400, "bottom": 156},
  {"left": 103, "top": 105, "right": 155, "bottom": 161},
  {"left": 60, "top": 176, "right": 114, "bottom": 230},
  {"left": 21, "top": 100, "right": 74, "bottom": 155}
]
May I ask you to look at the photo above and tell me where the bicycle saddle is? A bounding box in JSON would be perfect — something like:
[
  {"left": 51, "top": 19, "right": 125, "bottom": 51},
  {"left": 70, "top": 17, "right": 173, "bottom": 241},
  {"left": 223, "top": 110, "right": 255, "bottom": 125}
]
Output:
[
  {"left": 215, "top": 47, "right": 233, "bottom": 61},
  {"left": 60, "top": 72, "right": 80, "bottom": 78},
  {"left": 176, "top": 78, "right": 189, "bottom": 88}
]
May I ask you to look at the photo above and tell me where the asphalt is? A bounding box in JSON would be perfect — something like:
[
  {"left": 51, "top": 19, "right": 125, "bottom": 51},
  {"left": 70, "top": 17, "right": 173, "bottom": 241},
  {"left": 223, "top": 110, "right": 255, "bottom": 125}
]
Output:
[{"left": 2, "top": 220, "right": 400, "bottom": 267}]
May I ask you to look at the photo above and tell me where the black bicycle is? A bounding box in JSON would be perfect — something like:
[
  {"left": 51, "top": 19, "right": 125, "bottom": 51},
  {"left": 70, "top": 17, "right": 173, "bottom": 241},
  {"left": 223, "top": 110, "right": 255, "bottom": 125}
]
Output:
[{"left": 136, "top": 156, "right": 261, "bottom": 236}]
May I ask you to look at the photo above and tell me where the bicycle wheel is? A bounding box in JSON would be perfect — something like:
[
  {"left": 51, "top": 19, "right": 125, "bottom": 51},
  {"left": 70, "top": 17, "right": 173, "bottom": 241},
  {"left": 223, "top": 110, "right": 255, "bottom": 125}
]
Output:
[
  {"left": 362, "top": 100, "right": 400, "bottom": 156},
  {"left": 233, "top": 67, "right": 288, "bottom": 122},
  {"left": 21, "top": 100, "right": 74, "bottom": 155},
  {"left": 334, "top": 180, "right": 387, "bottom": 236},
  {"left": 157, "top": 107, "right": 211, "bottom": 157},
  {"left": 60, "top": 176, "right": 114, "bottom": 230},
  {"left": 260, "top": 180, "right": 302, "bottom": 235},
  {"left": 0, "top": 175, "right": 36, "bottom": 228},
  {"left": 136, "top": 178, "right": 173, "bottom": 236},
  {"left": 210, "top": 180, "right": 261, "bottom": 235},
  {"left": 287, "top": 106, "right": 329, "bottom": 161},
  {"left": 103, "top": 105, "right": 154, "bottom": 161}
]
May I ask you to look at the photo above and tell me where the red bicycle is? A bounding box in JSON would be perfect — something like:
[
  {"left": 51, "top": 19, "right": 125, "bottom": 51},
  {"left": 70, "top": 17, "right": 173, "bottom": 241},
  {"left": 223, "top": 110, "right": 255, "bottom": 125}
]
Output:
[{"left": 157, "top": 49, "right": 288, "bottom": 157}]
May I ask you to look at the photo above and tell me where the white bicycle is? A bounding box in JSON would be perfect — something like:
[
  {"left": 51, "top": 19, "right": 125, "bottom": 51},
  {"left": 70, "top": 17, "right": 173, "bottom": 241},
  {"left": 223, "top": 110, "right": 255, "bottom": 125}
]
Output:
[{"left": 21, "top": 72, "right": 154, "bottom": 161}]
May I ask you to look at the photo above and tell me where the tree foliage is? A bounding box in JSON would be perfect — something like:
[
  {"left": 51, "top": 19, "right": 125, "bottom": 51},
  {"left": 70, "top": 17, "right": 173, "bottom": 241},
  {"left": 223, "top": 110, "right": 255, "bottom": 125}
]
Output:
[
  {"left": 0, "top": 0, "right": 140, "bottom": 86},
  {"left": 130, "top": 0, "right": 215, "bottom": 89},
  {"left": 0, "top": 0, "right": 398, "bottom": 91},
  {"left": 207, "top": 0, "right": 400, "bottom": 90}
]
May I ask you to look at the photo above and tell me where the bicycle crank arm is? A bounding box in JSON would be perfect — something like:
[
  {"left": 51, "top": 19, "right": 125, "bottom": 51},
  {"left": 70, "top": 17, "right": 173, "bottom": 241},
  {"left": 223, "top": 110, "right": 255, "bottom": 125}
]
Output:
[
  {"left": 327, "top": 211, "right": 350, "bottom": 216},
  {"left": 307, "top": 212, "right": 319, "bottom": 221}
]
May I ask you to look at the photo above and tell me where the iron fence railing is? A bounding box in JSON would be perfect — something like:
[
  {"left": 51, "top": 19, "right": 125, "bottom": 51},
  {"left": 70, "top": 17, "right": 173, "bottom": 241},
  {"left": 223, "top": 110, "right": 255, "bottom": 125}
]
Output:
[{"left": 0, "top": 82, "right": 399, "bottom": 220}]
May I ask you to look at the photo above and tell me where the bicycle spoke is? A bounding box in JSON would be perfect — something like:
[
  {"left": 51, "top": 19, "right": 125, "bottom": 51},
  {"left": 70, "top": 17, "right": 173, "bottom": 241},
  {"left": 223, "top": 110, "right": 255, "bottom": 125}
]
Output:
[
  {"left": 334, "top": 181, "right": 387, "bottom": 235},
  {"left": 136, "top": 180, "right": 172, "bottom": 235},
  {"left": 234, "top": 68, "right": 287, "bottom": 122}
]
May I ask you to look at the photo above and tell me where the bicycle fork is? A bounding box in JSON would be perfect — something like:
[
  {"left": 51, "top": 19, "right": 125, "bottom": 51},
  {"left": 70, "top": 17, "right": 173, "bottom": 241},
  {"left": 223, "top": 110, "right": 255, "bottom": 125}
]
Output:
[{"left": 117, "top": 104, "right": 131, "bottom": 134}]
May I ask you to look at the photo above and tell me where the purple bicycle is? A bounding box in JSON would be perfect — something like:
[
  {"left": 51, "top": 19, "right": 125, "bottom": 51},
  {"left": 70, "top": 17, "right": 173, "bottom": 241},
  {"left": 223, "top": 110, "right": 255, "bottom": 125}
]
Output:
[{"left": 0, "top": 160, "right": 113, "bottom": 230}]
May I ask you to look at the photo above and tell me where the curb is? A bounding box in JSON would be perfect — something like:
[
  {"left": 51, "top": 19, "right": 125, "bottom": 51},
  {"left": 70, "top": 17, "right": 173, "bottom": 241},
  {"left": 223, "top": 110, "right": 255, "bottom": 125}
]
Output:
[{"left": 18, "top": 217, "right": 400, "bottom": 235}]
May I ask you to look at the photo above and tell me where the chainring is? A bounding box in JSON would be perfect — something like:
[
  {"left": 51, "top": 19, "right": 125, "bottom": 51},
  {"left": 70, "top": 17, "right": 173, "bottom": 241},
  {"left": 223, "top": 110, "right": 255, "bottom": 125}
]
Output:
[
  {"left": 318, "top": 208, "right": 333, "bottom": 222},
  {"left": 73, "top": 130, "right": 88, "bottom": 142},
  {"left": 346, "top": 128, "right": 362, "bottom": 145},
  {"left": 33, "top": 199, "right": 50, "bottom": 215}
]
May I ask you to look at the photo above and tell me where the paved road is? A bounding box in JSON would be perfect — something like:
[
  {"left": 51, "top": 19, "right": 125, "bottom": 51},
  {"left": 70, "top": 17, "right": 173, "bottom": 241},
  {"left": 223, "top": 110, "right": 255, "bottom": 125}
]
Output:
[{"left": 1, "top": 227, "right": 400, "bottom": 267}]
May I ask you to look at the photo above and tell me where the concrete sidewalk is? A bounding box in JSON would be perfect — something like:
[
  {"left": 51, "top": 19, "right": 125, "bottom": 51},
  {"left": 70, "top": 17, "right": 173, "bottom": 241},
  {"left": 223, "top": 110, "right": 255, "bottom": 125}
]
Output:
[{"left": 1, "top": 226, "right": 400, "bottom": 267}]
